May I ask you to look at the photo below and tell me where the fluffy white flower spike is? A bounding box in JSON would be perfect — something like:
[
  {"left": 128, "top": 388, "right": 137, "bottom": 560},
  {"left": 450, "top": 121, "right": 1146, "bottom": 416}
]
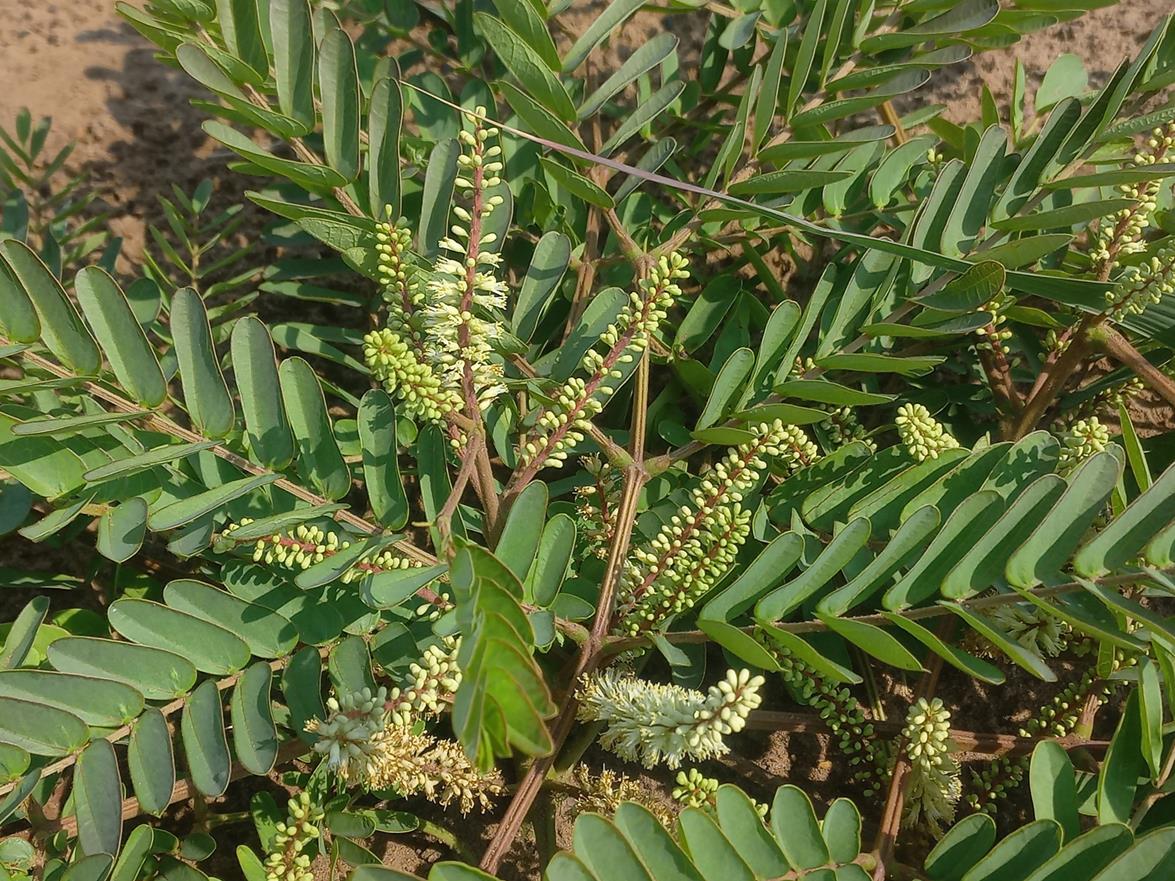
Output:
[
  {"left": 364, "top": 106, "right": 510, "bottom": 423},
  {"left": 424, "top": 106, "right": 509, "bottom": 413},
  {"left": 577, "top": 667, "right": 764, "bottom": 768},
  {"left": 901, "top": 697, "right": 961, "bottom": 836}
]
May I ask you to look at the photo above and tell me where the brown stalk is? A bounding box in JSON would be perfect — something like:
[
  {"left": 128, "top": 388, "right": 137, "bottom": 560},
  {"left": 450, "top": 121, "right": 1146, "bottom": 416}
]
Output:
[
  {"left": 480, "top": 277, "right": 654, "bottom": 873},
  {"left": 1010, "top": 321, "right": 1096, "bottom": 439},
  {"left": 1101, "top": 327, "right": 1175, "bottom": 408},
  {"left": 435, "top": 436, "right": 482, "bottom": 556}
]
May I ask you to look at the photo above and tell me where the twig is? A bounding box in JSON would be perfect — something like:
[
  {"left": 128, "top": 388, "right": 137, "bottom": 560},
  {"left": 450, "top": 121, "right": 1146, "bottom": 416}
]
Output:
[
  {"left": 436, "top": 437, "right": 481, "bottom": 555},
  {"left": 1011, "top": 321, "right": 1096, "bottom": 439},
  {"left": 1101, "top": 327, "right": 1175, "bottom": 408},
  {"left": 480, "top": 330, "right": 653, "bottom": 872},
  {"left": 1131, "top": 737, "right": 1175, "bottom": 829}
]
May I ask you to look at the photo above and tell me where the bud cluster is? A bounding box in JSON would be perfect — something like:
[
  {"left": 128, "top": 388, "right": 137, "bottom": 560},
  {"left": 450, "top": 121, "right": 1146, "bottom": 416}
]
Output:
[
  {"left": 520, "top": 253, "right": 690, "bottom": 469},
  {"left": 769, "top": 640, "right": 892, "bottom": 795},
  {"left": 264, "top": 791, "right": 323, "bottom": 881},
  {"left": 575, "top": 455, "right": 622, "bottom": 560},
  {"left": 1091, "top": 123, "right": 1174, "bottom": 268},
  {"left": 577, "top": 667, "right": 764, "bottom": 769},
  {"left": 901, "top": 697, "right": 961, "bottom": 836},
  {"left": 1056, "top": 416, "right": 1111, "bottom": 474},
  {"left": 976, "top": 290, "right": 1014, "bottom": 348},
  {"left": 967, "top": 669, "right": 1100, "bottom": 813},
  {"left": 818, "top": 405, "right": 875, "bottom": 452},
  {"left": 1104, "top": 243, "right": 1175, "bottom": 318},
  {"left": 672, "top": 767, "right": 719, "bottom": 809},
  {"left": 896, "top": 403, "right": 960, "bottom": 462},
  {"left": 222, "top": 520, "right": 420, "bottom": 584},
  {"left": 387, "top": 637, "right": 462, "bottom": 725},
  {"left": 363, "top": 212, "right": 463, "bottom": 424},
  {"left": 364, "top": 326, "right": 464, "bottom": 423},
  {"left": 616, "top": 420, "right": 815, "bottom": 634},
  {"left": 375, "top": 213, "right": 425, "bottom": 337}
]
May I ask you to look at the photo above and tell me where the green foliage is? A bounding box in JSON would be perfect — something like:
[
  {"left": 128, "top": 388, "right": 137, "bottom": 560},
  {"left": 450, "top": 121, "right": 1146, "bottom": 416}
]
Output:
[
  {"left": 2, "top": 0, "right": 1175, "bottom": 878},
  {"left": 0, "top": 110, "right": 114, "bottom": 277}
]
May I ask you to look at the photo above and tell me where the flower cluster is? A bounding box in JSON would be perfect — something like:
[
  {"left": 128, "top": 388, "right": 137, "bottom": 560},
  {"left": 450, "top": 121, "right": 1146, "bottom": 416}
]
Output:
[
  {"left": 307, "top": 684, "right": 503, "bottom": 813},
  {"left": 572, "top": 765, "right": 674, "bottom": 824},
  {"left": 423, "top": 108, "right": 509, "bottom": 413},
  {"left": 577, "top": 668, "right": 764, "bottom": 769},
  {"left": 970, "top": 604, "right": 1067, "bottom": 659},
  {"left": 363, "top": 214, "right": 464, "bottom": 424},
  {"left": 264, "top": 792, "right": 323, "bottom": 881},
  {"left": 1091, "top": 123, "right": 1174, "bottom": 268},
  {"left": 818, "top": 405, "right": 875, "bottom": 453},
  {"left": 387, "top": 637, "right": 462, "bottom": 725},
  {"left": 896, "top": 403, "right": 959, "bottom": 462},
  {"left": 364, "top": 107, "right": 511, "bottom": 422},
  {"left": 1104, "top": 243, "right": 1175, "bottom": 318},
  {"left": 901, "top": 698, "right": 960, "bottom": 836},
  {"left": 1056, "top": 416, "right": 1110, "bottom": 474},
  {"left": 359, "top": 722, "right": 504, "bottom": 814},
  {"left": 615, "top": 420, "right": 814, "bottom": 635},
  {"left": 221, "top": 520, "right": 420, "bottom": 584},
  {"left": 520, "top": 253, "right": 690, "bottom": 469},
  {"left": 306, "top": 686, "right": 390, "bottom": 785}
]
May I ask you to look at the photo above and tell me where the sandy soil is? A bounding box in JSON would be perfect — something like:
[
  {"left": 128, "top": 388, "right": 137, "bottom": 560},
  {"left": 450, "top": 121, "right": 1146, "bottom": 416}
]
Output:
[{"left": 0, "top": 0, "right": 1169, "bottom": 264}]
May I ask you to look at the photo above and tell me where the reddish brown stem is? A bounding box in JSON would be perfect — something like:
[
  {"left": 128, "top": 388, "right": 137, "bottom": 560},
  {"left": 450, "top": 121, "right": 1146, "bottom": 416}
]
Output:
[
  {"left": 1010, "top": 321, "right": 1096, "bottom": 439},
  {"left": 1101, "top": 327, "right": 1175, "bottom": 408}
]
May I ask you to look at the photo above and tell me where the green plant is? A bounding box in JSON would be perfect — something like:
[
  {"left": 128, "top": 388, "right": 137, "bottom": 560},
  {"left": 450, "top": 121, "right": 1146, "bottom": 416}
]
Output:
[
  {"left": 2, "top": 0, "right": 1175, "bottom": 879},
  {"left": 0, "top": 109, "right": 114, "bottom": 276}
]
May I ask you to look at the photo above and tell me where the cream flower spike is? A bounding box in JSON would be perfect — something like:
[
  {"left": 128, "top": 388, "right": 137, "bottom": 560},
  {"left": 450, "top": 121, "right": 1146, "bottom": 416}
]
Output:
[{"left": 577, "top": 667, "right": 764, "bottom": 769}]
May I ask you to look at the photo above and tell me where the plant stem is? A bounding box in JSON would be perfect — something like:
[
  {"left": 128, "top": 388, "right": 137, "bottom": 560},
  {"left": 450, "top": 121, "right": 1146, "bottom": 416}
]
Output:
[
  {"left": 1010, "top": 320, "right": 1096, "bottom": 439},
  {"left": 480, "top": 343, "right": 653, "bottom": 871},
  {"left": 1131, "top": 738, "right": 1175, "bottom": 829},
  {"left": 1101, "top": 327, "right": 1175, "bottom": 408},
  {"left": 436, "top": 438, "right": 481, "bottom": 556},
  {"left": 11, "top": 344, "right": 436, "bottom": 565}
]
